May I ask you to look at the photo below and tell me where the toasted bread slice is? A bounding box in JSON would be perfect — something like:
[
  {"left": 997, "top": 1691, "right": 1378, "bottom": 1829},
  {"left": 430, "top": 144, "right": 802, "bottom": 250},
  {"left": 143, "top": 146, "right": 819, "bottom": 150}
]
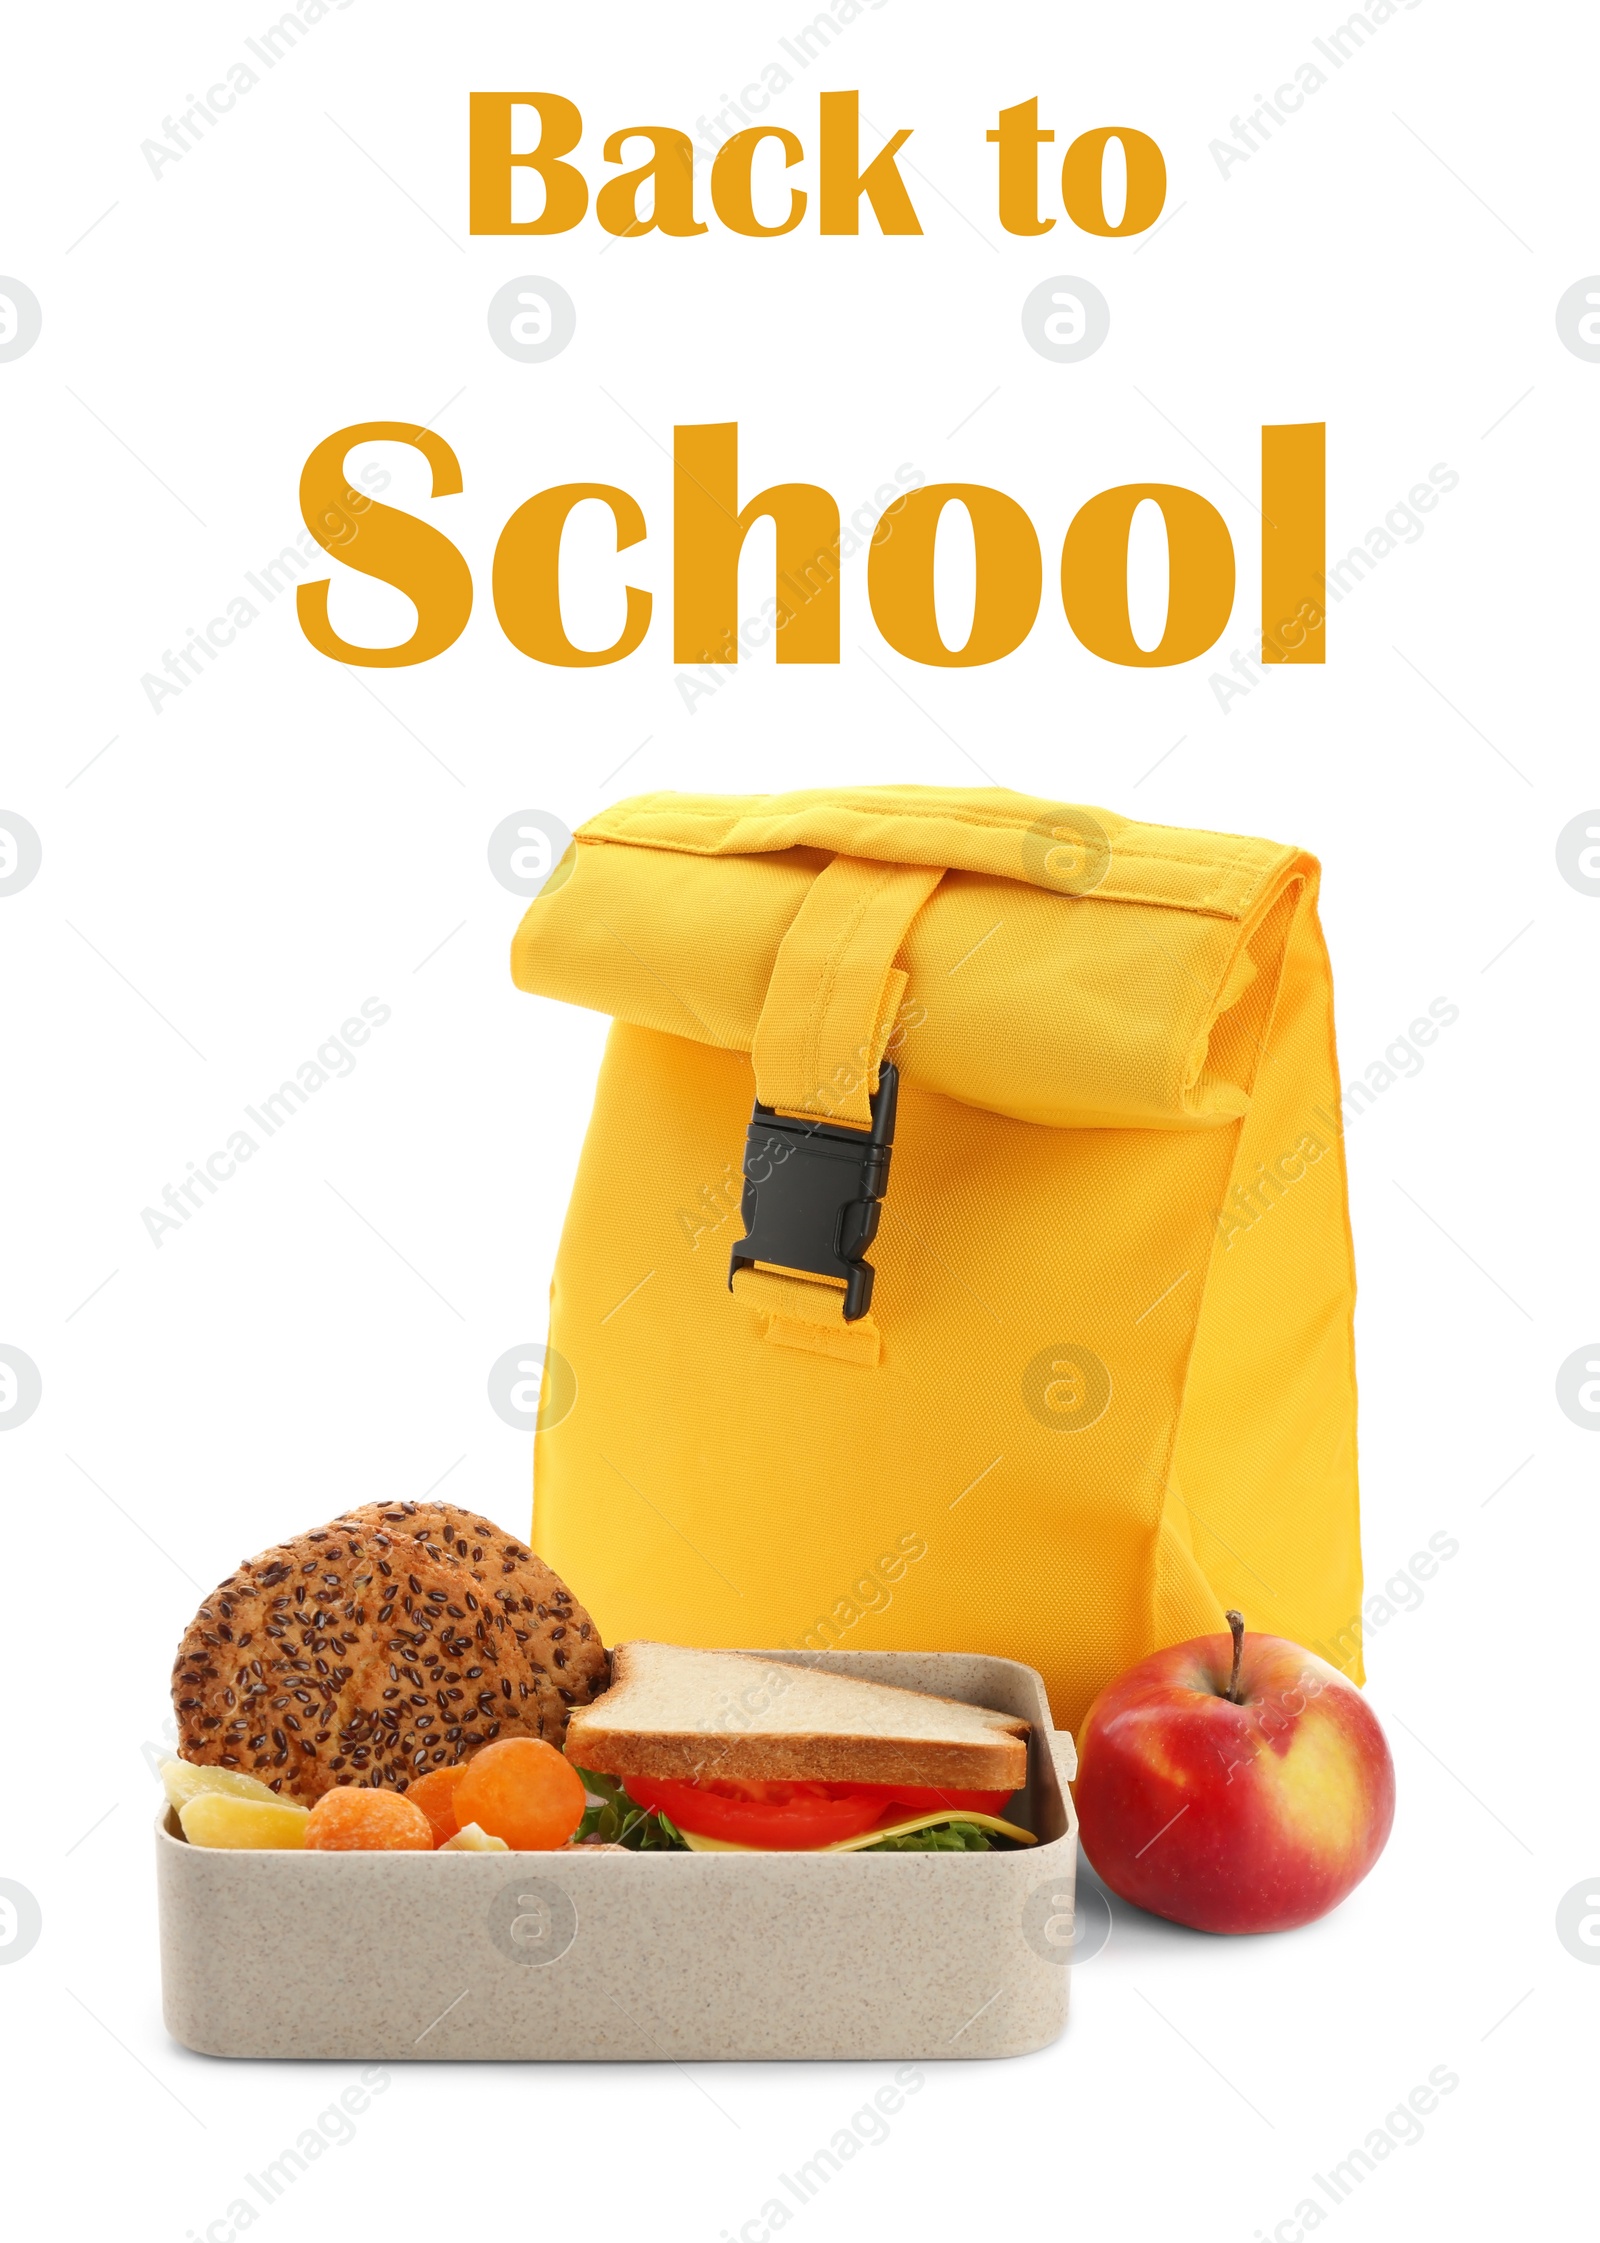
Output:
[{"left": 564, "top": 1643, "right": 1029, "bottom": 1791}]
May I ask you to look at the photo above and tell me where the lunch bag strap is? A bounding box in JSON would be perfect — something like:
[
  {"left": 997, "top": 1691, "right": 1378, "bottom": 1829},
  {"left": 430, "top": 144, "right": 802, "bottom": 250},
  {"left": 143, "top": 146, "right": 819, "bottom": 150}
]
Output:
[
  {"left": 732, "top": 853, "right": 943, "bottom": 1364},
  {"left": 752, "top": 853, "right": 943, "bottom": 1124}
]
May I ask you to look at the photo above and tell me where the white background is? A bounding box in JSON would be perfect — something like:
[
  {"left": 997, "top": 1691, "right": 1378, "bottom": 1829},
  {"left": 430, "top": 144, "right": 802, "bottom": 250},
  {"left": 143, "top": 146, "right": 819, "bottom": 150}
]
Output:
[{"left": 1, "top": 1, "right": 1593, "bottom": 2236}]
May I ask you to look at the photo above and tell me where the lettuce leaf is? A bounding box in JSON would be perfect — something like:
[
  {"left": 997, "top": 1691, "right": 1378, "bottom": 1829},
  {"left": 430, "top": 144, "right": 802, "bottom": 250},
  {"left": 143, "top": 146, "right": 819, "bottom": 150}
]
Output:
[
  {"left": 858, "top": 1819, "right": 996, "bottom": 1852},
  {"left": 573, "top": 1768, "right": 688, "bottom": 1850}
]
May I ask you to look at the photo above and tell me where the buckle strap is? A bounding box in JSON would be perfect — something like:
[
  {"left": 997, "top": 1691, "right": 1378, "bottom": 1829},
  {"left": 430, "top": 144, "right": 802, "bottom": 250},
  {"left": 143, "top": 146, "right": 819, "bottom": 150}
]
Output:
[
  {"left": 728, "top": 1268, "right": 883, "bottom": 1366},
  {"left": 751, "top": 855, "right": 942, "bottom": 1125},
  {"left": 729, "top": 853, "right": 939, "bottom": 1353},
  {"left": 729, "top": 1060, "right": 899, "bottom": 1323}
]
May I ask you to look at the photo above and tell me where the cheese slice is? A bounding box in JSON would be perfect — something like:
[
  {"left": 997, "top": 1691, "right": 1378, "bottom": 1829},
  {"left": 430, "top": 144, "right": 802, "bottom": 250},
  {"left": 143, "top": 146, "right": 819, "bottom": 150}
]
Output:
[{"left": 678, "top": 1809, "right": 1037, "bottom": 1854}]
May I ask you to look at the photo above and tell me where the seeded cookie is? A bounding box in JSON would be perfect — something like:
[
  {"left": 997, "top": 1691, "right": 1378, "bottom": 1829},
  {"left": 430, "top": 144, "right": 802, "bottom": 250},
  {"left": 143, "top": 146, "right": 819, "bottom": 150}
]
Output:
[
  {"left": 172, "top": 1521, "right": 567, "bottom": 1803},
  {"left": 335, "top": 1500, "right": 610, "bottom": 1711}
]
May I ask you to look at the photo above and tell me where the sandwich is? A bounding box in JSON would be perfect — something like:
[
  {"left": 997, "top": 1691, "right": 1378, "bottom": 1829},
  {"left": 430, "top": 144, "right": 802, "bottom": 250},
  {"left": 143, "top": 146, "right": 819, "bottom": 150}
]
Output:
[{"left": 564, "top": 1642, "right": 1035, "bottom": 1852}]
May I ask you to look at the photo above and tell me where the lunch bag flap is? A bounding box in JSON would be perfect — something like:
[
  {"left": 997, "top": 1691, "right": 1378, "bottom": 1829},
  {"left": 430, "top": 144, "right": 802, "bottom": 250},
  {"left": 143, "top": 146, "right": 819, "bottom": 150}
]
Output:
[{"left": 513, "top": 787, "right": 1303, "bottom": 1131}]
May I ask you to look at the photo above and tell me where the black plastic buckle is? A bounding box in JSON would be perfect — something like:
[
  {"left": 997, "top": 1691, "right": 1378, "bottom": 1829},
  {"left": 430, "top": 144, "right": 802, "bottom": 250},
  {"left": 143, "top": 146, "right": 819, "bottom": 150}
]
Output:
[{"left": 727, "top": 1061, "right": 899, "bottom": 1324}]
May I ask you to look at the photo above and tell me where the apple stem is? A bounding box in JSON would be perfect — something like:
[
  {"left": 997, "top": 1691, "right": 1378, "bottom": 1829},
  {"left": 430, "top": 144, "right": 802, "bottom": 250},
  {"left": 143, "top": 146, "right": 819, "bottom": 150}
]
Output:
[{"left": 1224, "top": 1610, "right": 1246, "bottom": 1703}]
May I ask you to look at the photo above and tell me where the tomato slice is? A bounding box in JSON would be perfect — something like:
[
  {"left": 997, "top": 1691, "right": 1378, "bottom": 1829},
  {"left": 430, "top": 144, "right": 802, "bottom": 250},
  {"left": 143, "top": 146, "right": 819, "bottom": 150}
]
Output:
[
  {"left": 619, "top": 1775, "right": 1015, "bottom": 1850},
  {"left": 866, "top": 1783, "right": 1014, "bottom": 1818}
]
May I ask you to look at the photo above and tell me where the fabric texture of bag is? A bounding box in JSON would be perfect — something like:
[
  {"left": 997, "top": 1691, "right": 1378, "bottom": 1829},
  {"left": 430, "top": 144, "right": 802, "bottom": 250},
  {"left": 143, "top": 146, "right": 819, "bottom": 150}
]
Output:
[{"left": 510, "top": 786, "right": 1362, "bottom": 1736}]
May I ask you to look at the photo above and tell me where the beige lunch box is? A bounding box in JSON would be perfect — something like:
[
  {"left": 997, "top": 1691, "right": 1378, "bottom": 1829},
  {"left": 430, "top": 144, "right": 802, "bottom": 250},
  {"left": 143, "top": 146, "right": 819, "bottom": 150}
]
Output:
[{"left": 157, "top": 1649, "right": 1080, "bottom": 2063}]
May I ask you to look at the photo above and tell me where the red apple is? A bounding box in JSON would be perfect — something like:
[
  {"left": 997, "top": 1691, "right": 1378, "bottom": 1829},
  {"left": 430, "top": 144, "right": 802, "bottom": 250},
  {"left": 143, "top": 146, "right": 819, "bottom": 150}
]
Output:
[{"left": 1074, "top": 1614, "right": 1394, "bottom": 1935}]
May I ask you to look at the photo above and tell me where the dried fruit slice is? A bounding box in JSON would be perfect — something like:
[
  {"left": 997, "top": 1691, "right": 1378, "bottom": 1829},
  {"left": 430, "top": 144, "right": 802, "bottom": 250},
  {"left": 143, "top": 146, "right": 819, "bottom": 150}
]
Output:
[
  {"left": 179, "top": 1792, "right": 309, "bottom": 1849},
  {"left": 160, "top": 1758, "right": 279, "bottom": 1813},
  {"left": 453, "top": 1736, "right": 588, "bottom": 1851},
  {"left": 304, "top": 1788, "right": 432, "bottom": 1851},
  {"left": 440, "top": 1821, "right": 510, "bottom": 1852},
  {"left": 172, "top": 1520, "right": 562, "bottom": 1805},
  {"left": 336, "top": 1501, "right": 609, "bottom": 1719},
  {"left": 407, "top": 1762, "right": 471, "bottom": 1846}
]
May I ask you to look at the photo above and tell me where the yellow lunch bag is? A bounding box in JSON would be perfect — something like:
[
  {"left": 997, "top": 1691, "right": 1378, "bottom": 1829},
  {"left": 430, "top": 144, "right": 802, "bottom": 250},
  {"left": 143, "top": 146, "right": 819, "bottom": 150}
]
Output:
[{"left": 510, "top": 786, "right": 1361, "bottom": 1736}]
